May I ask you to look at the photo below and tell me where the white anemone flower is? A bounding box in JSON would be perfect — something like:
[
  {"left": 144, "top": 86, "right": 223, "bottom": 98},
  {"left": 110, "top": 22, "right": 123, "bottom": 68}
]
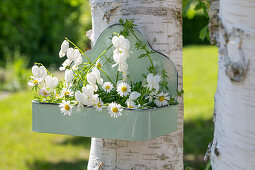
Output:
[
  {"left": 107, "top": 102, "right": 123, "bottom": 118},
  {"left": 117, "top": 82, "right": 131, "bottom": 97},
  {"left": 59, "top": 40, "right": 69, "bottom": 58},
  {"left": 32, "top": 65, "right": 47, "bottom": 82},
  {"left": 45, "top": 75, "right": 58, "bottom": 90},
  {"left": 95, "top": 99, "right": 103, "bottom": 112},
  {"left": 154, "top": 92, "right": 170, "bottom": 107},
  {"left": 59, "top": 59, "right": 72, "bottom": 71},
  {"left": 39, "top": 87, "right": 49, "bottom": 97},
  {"left": 65, "top": 69, "right": 74, "bottom": 85},
  {"left": 61, "top": 87, "right": 74, "bottom": 97},
  {"left": 145, "top": 74, "right": 161, "bottom": 92},
  {"left": 102, "top": 82, "right": 113, "bottom": 93},
  {"left": 59, "top": 100, "right": 73, "bottom": 116}
]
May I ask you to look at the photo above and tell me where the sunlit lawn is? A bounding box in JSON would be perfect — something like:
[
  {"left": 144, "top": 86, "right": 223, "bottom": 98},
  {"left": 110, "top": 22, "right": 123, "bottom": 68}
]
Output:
[{"left": 0, "top": 45, "right": 218, "bottom": 170}]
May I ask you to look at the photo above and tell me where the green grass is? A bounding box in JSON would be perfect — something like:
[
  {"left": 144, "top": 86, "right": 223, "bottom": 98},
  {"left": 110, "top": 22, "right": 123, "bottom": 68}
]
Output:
[
  {"left": 183, "top": 45, "right": 218, "bottom": 169},
  {"left": 0, "top": 45, "right": 218, "bottom": 170}
]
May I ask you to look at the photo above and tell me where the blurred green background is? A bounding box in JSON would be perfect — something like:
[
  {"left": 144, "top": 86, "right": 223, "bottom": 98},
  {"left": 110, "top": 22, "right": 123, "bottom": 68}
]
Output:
[{"left": 0, "top": 0, "right": 216, "bottom": 169}]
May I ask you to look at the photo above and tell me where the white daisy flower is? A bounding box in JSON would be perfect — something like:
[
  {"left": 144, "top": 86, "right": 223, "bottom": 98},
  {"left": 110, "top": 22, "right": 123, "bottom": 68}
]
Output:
[
  {"left": 126, "top": 100, "right": 137, "bottom": 109},
  {"left": 107, "top": 102, "right": 123, "bottom": 118},
  {"left": 95, "top": 99, "right": 103, "bottom": 112},
  {"left": 95, "top": 59, "right": 103, "bottom": 68},
  {"left": 61, "top": 87, "right": 74, "bottom": 97},
  {"left": 154, "top": 92, "right": 170, "bottom": 107},
  {"left": 117, "top": 82, "right": 131, "bottom": 97},
  {"left": 102, "top": 82, "right": 113, "bottom": 93},
  {"left": 39, "top": 87, "right": 49, "bottom": 97},
  {"left": 59, "top": 100, "right": 73, "bottom": 116},
  {"left": 28, "top": 77, "right": 40, "bottom": 87}
]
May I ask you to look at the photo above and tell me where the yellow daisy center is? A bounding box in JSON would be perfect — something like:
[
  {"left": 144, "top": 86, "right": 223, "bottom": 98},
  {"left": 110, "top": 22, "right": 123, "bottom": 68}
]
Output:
[
  {"left": 112, "top": 107, "right": 118, "bottom": 113},
  {"left": 33, "top": 80, "right": 38, "bottom": 84},
  {"left": 128, "top": 105, "right": 133, "bottom": 108},
  {"left": 64, "top": 104, "right": 70, "bottom": 110},
  {"left": 65, "top": 91, "right": 70, "bottom": 96},
  {"left": 43, "top": 91, "right": 48, "bottom": 96},
  {"left": 159, "top": 96, "right": 165, "bottom": 102},
  {"left": 97, "top": 103, "right": 102, "bottom": 108},
  {"left": 55, "top": 94, "right": 60, "bottom": 98},
  {"left": 97, "top": 63, "right": 102, "bottom": 68},
  {"left": 121, "top": 86, "right": 127, "bottom": 92},
  {"left": 105, "top": 85, "right": 110, "bottom": 90}
]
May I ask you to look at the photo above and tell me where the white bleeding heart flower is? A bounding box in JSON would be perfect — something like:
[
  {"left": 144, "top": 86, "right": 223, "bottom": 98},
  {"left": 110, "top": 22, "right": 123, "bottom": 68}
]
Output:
[
  {"left": 59, "top": 59, "right": 72, "bottom": 71},
  {"left": 45, "top": 75, "right": 58, "bottom": 90},
  {"left": 75, "top": 90, "right": 87, "bottom": 107},
  {"left": 59, "top": 40, "right": 69, "bottom": 58},
  {"left": 91, "top": 68, "right": 103, "bottom": 85},
  {"left": 32, "top": 65, "right": 47, "bottom": 82},
  {"left": 112, "top": 35, "right": 125, "bottom": 48},
  {"left": 129, "top": 91, "right": 141, "bottom": 101},
  {"left": 145, "top": 74, "right": 161, "bottom": 92},
  {"left": 72, "top": 55, "right": 82, "bottom": 70},
  {"left": 82, "top": 85, "right": 95, "bottom": 99},
  {"left": 87, "top": 68, "right": 103, "bottom": 91},
  {"left": 66, "top": 48, "right": 76, "bottom": 61},
  {"left": 65, "top": 69, "right": 74, "bottom": 85},
  {"left": 121, "top": 38, "right": 130, "bottom": 51}
]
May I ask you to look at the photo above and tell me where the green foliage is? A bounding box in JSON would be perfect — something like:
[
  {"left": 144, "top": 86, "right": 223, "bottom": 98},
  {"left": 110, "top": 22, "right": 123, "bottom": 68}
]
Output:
[
  {"left": 0, "top": 48, "right": 30, "bottom": 91},
  {"left": 0, "top": 0, "right": 91, "bottom": 67}
]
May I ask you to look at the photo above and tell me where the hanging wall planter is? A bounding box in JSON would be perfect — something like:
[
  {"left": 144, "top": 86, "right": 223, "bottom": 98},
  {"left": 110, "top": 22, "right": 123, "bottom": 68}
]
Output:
[{"left": 31, "top": 20, "right": 180, "bottom": 141}]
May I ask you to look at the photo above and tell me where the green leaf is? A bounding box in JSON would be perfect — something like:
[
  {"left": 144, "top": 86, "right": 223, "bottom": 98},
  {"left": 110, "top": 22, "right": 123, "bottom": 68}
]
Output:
[{"left": 199, "top": 25, "right": 208, "bottom": 41}]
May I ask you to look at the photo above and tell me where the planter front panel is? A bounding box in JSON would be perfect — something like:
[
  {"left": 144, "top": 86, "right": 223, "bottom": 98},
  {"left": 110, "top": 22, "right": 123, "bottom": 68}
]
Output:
[{"left": 32, "top": 103, "right": 178, "bottom": 141}]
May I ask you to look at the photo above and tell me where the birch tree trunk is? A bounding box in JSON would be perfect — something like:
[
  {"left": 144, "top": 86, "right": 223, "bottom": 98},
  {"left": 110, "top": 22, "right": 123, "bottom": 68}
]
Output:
[
  {"left": 87, "top": 0, "right": 183, "bottom": 169},
  {"left": 207, "top": 0, "right": 255, "bottom": 169}
]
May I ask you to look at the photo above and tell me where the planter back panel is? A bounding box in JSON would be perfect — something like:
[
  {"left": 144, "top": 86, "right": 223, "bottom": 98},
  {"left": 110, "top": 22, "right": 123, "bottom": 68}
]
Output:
[
  {"left": 32, "top": 24, "right": 179, "bottom": 141},
  {"left": 85, "top": 25, "right": 178, "bottom": 96}
]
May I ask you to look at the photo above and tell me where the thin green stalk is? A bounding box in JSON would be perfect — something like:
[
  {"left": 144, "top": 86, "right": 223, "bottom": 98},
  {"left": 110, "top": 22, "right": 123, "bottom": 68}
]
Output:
[
  {"left": 99, "top": 68, "right": 115, "bottom": 87},
  {"left": 116, "top": 71, "right": 119, "bottom": 84},
  {"left": 65, "top": 37, "right": 91, "bottom": 64},
  {"left": 129, "top": 29, "right": 156, "bottom": 75},
  {"left": 84, "top": 44, "right": 113, "bottom": 80}
]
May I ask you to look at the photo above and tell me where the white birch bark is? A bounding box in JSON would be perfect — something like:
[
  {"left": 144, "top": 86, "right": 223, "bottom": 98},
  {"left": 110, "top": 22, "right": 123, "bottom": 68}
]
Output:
[
  {"left": 207, "top": 0, "right": 255, "bottom": 169},
  {"left": 87, "top": 0, "right": 183, "bottom": 169}
]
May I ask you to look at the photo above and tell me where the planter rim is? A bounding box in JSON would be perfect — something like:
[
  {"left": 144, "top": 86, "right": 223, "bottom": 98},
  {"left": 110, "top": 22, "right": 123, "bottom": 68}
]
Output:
[{"left": 31, "top": 101, "right": 178, "bottom": 111}]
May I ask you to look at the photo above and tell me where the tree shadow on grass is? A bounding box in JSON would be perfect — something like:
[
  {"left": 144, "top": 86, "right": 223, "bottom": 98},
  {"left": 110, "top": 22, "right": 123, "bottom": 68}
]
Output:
[
  {"left": 28, "top": 159, "right": 88, "bottom": 170},
  {"left": 56, "top": 136, "right": 91, "bottom": 148},
  {"left": 184, "top": 117, "right": 214, "bottom": 170}
]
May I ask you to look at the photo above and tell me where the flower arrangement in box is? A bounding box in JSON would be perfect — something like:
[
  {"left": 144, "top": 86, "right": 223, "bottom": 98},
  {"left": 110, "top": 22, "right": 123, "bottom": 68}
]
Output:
[{"left": 30, "top": 19, "right": 183, "bottom": 141}]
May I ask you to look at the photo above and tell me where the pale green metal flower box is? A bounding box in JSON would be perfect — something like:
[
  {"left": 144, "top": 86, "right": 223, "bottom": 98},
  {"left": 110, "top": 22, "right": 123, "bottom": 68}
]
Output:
[{"left": 32, "top": 24, "right": 178, "bottom": 141}]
